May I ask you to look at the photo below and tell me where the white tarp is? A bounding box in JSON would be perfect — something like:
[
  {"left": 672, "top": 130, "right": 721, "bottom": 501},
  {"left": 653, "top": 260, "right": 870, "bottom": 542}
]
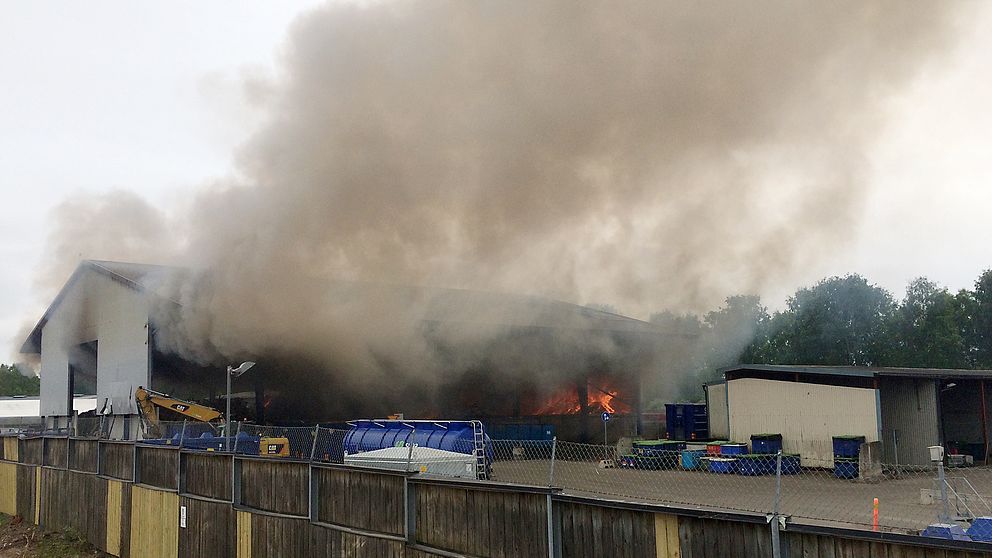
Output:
[{"left": 344, "top": 445, "right": 477, "bottom": 479}]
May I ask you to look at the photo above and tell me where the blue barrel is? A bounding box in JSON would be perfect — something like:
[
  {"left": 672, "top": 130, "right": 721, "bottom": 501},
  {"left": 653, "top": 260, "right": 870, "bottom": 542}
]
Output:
[{"left": 681, "top": 449, "right": 705, "bottom": 470}]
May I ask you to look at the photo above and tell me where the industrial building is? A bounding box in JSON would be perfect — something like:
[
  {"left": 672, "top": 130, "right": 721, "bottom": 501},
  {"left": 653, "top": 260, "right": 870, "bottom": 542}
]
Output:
[
  {"left": 20, "top": 260, "right": 684, "bottom": 440},
  {"left": 706, "top": 365, "right": 992, "bottom": 467}
]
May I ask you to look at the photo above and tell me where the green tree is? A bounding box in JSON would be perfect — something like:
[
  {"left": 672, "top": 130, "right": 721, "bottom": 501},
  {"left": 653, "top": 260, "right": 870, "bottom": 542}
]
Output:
[
  {"left": 764, "top": 275, "right": 896, "bottom": 366},
  {"left": 973, "top": 270, "right": 992, "bottom": 368},
  {"left": 889, "top": 278, "right": 966, "bottom": 368},
  {"left": 0, "top": 364, "right": 40, "bottom": 396}
]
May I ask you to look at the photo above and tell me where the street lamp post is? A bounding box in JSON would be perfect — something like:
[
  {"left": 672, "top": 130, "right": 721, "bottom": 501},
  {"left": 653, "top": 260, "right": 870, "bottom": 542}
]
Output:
[{"left": 226, "top": 361, "right": 256, "bottom": 451}]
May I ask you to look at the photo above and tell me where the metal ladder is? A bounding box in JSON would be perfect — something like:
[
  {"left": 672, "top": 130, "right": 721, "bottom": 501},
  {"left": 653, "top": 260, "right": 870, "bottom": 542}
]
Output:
[{"left": 471, "top": 420, "right": 487, "bottom": 480}]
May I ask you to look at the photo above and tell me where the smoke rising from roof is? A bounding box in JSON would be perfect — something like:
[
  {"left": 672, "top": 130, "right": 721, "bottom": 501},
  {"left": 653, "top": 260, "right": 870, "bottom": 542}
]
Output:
[{"left": 31, "top": 1, "right": 971, "bottom": 402}]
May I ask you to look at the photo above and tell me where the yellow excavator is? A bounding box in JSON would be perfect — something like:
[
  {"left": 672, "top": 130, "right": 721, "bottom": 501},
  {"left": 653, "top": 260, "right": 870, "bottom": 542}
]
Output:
[{"left": 134, "top": 386, "right": 289, "bottom": 457}]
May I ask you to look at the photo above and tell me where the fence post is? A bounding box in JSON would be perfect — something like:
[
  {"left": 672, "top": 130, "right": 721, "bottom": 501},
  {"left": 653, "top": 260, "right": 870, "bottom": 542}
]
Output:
[
  {"left": 133, "top": 443, "right": 140, "bottom": 485},
  {"left": 406, "top": 427, "right": 416, "bottom": 473},
  {"left": 309, "top": 462, "right": 318, "bottom": 523},
  {"left": 404, "top": 476, "right": 417, "bottom": 545},
  {"left": 770, "top": 451, "right": 783, "bottom": 558},
  {"left": 233, "top": 422, "right": 242, "bottom": 455},
  {"left": 232, "top": 456, "right": 241, "bottom": 505},
  {"left": 179, "top": 420, "right": 187, "bottom": 448},
  {"left": 937, "top": 457, "right": 950, "bottom": 522},
  {"left": 546, "top": 493, "right": 562, "bottom": 558},
  {"left": 310, "top": 426, "right": 320, "bottom": 462},
  {"left": 548, "top": 437, "right": 558, "bottom": 487}
]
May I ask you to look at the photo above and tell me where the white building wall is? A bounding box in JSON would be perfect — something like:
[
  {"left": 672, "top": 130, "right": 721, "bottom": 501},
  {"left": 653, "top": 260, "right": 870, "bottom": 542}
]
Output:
[
  {"left": 39, "top": 270, "right": 151, "bottom": 417},
  {"left": 705, "top": 383, "right": 730, "bottom": 440},
  {"left": 728, "top": 378, "right": 879, "bottom": 467}
]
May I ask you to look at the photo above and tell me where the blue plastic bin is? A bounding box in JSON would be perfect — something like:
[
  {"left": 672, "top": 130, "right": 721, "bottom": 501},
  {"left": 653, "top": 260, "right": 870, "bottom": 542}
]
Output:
[
  {"left": 734, "top": 456, "right": 772, "bottom": 476},
  {"left": 832, "top": 436, "right": 866, "bottom": 458},
  {"left": 709, "top": 457, "right": 737, "bottom": 474},
  {"left": 833, "top": 458, "right": 858, "bottom": 479},
  {"left": 967, "top": 517, "right": 992, "bottom": 542},
  {"left": 720, "top": 443, "right": 747, "bottom": 456},
  {"left": 750, "top": 434, "right": 783, "bottom": 454},
  {"left": 922, "top": 523, "right": 971, "bottom": 541}
]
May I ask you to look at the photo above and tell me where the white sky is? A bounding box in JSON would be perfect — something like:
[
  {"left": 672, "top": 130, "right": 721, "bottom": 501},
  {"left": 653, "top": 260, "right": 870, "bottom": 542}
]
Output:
[{"left": 1, "top": 2, "right": 991, "bottom": 359}]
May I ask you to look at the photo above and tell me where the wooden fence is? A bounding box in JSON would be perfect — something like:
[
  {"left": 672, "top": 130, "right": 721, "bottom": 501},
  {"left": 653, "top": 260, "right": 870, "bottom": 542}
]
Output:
[{"left": 0, "top": 435, "right": 989, "bottom": 558}]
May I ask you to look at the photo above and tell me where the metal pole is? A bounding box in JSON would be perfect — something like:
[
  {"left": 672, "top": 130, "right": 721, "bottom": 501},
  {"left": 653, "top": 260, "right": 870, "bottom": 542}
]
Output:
[
  {"left": 233, "top": 422, "right": 242, "bottom": 454},
  {"left": 938, "top": 458, "right": 950, "bottom": 522},
  {"left": 179, "top": 420, "right": 186, "bottom": 448},
  {"left": 406, "top": 427, "right": 416, "bottom": 473},
  {"left": 548, "top": 437, "right": 558, "bottom": 487},
  {"left": 225, "top": 366, "right": 232, "bottom": 452},
  {"left": 893, "top": 430, "right": 899, "bottom": 467},
  {"left": 770, "top": 450, "right": 783, "bottom": 558},
  {"left": 310, "top": 426, "right": 319, "bottom": 462}
]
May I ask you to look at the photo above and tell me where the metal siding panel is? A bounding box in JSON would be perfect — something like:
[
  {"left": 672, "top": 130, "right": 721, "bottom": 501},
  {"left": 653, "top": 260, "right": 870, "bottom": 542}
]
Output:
[
  {"left": 706, "top": 384, "right": 729, "bottom": 440},
  {"left": 728, "top": 378, "right": 878, "bottom": 467},
  {"left": 879, "top": 377, "right": 940, "bottom": 467},
  {"left": 39, "top": 269, "right": 150, "bottom": 417}
]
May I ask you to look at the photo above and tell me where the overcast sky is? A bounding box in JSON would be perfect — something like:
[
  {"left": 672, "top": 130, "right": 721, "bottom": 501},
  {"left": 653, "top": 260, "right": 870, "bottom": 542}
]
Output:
[{"left": 1, "top": 1, "right": 991, "bottom": 360}]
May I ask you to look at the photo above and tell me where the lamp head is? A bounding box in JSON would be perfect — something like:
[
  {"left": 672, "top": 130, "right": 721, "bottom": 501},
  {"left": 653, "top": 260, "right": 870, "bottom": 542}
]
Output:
[{"left": 230, "top": 361, "right": 256, "bottom": 377}]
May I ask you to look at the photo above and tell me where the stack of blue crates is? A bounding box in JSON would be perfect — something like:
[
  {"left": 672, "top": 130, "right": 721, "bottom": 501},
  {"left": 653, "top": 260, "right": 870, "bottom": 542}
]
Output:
[{"left": 832, "top": 435, "right": 865, "bottom": 479}]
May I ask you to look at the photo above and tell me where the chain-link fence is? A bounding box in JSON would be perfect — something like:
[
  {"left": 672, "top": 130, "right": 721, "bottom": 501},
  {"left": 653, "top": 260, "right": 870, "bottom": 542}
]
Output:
[
  {"left": 61, "top": 417, "right": 992, "bottom": 541},
  {"left": 488, "top": 437, "right": 992, "bottom": 541}
]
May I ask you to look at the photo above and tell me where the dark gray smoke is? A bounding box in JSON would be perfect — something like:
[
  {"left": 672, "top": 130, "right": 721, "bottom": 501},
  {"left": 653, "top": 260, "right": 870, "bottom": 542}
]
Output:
[{"left": 33, "top": 1, "right": 972, "bottom": 397}]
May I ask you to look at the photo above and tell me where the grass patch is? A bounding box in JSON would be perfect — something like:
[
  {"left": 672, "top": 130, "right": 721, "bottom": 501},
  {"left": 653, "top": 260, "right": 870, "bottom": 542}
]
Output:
[{"left": 37, "top": 528, "right": 98, "bottom": 558}]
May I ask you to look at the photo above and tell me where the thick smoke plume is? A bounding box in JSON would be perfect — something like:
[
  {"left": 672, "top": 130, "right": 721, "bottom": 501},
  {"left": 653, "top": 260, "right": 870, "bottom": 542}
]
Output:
[{"left": 32, "top": 1, "right": 971, "bottom": 409}]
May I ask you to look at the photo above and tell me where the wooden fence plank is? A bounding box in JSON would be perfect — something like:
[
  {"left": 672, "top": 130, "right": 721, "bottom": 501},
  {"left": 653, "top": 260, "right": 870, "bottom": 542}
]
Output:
[
  {"left": 136, "top": 446, "right": 179, "bottom": 490},
  {"left": 182, "top": 452, "right": 232, "bottom": 501},
  {"left": 178, "top": 496, "right": 234, "bottom": 558},
  {"left": 130, "top": 485, "right": 179, "bottom": 558}
]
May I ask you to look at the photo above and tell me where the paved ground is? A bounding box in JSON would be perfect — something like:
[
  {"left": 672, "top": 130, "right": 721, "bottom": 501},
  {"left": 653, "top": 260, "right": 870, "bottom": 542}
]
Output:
[{"left": 491, "top": 459, "right": 992, "bottom": 534}]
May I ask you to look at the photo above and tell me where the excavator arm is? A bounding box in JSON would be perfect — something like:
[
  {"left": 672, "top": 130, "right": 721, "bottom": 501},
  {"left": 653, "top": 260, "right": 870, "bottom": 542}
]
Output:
[
  {"left": 135, "top": 386, "right": 222, "bottom": 438},
  {"left": 134, "top": 386, "right": 289, "bottom": 457}
]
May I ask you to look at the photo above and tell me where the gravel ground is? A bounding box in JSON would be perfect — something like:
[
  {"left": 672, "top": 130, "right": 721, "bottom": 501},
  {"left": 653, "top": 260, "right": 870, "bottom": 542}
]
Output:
[{"left": 491, "top": 458, "right": 992, "bottom": 534}]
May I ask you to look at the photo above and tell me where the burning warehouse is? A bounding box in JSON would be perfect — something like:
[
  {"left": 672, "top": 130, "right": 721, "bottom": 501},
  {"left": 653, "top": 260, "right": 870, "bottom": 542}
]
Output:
[{"left": 21, "top": 260, "right": 689, "bottom": 441}]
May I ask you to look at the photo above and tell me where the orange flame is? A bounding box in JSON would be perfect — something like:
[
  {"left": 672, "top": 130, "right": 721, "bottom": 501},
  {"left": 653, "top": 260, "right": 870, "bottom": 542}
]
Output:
[{"left": 532, "top": 382, "right": 630, "bottom": 415}]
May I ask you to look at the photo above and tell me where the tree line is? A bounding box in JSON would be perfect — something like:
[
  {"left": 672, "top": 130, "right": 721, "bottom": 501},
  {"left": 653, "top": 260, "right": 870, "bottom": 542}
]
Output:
[
  {"left": 0, "top": 364, "right": 40, "bottom": 396},
  {"left": 651, "top": 269, "right": 992, "bottom": 397}
]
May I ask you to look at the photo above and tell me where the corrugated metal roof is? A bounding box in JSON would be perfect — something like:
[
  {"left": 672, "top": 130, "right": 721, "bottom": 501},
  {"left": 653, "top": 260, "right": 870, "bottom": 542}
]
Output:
[
  {"left": 22, "top": 260, "right": 688, "bottom": 355},
  {"left": 721, "top": 364, "right": 992, "bottom": 380}
]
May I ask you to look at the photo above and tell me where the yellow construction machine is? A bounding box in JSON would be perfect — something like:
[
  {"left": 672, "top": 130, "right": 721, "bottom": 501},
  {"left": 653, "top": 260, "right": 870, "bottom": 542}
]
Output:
[{"left": 134, "top": 386, "right": 289, "bottom": 457}]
